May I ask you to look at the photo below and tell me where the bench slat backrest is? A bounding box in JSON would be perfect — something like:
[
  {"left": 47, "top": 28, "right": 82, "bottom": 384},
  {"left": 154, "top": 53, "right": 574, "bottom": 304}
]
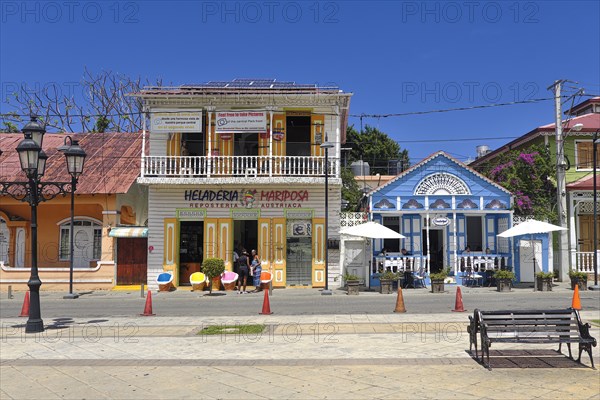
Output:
[{"left": 476, "top": 309, "right": 582, "bottom": 342}]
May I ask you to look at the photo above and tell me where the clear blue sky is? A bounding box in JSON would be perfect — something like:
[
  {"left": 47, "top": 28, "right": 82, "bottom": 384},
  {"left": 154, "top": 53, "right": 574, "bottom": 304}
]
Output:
[{"left": 1, "top": 0, "right": 599, "bottom": 163}]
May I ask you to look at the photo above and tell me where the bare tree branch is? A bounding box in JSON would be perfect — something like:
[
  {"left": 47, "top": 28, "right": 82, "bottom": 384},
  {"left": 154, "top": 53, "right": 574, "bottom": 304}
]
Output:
[{"left": 1, "top": 69, "right": 162, "bottom": 133}]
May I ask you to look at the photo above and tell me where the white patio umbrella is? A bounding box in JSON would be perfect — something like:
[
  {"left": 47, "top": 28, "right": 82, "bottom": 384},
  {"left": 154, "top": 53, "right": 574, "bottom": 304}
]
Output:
[
  {"left": 497, "top": 219, "right": 567, "bottom": 289},
  {"left": 340, "top": 221, "right": 406, "bottom": 239}
]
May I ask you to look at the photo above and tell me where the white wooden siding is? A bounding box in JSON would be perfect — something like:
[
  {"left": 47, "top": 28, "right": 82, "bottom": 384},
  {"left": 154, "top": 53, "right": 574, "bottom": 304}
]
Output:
[{"left": 147, "top": 184, "right": 341, "bottom": 288}]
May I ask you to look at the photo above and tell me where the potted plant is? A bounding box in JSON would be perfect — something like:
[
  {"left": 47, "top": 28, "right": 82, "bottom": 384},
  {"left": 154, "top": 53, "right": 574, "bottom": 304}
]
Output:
[
  {"left": 429, "top": 268, "right": 449, "bottom": 293},
  {"left": 344, "top": 273, "right": 360, "bottom": 295},
  {"left": 379, "top": 271, "right": 397, "bottom": 294},
  {"left": 535, "top": 271, "right": 554, "bottom": 291},
  {"left": 202, "top": 258, "right": 226, "bottom": 294},
  {"left": 568, "top": 269, "right": 588, "bottom": 291},
  {"left": 494, "top": 270, "right": 515, "bottom": 292}
]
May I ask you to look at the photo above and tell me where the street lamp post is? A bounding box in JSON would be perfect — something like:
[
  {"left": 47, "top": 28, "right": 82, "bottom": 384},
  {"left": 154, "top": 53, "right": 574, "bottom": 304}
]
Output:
[
  {"left": 1, "top": 116, "right": 79, "bottom": 333},
  {"left": 17, "top": 125, "right": 44, "bottom": 333},
  {"left": 590, "top": 130, "right": 600, "bottom": 291},
  {"left": 321, "top": 135, "right": 334, "bottom": 295},
  {"left": 61, "top": 137, "right": 87, "bottom": 299}
]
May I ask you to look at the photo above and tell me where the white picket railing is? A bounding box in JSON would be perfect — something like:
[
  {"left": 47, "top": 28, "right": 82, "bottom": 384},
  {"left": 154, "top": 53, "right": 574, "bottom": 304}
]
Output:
[
  {"left": 378, "top": 255, "right": 430, "bottom": 274},
  {"left": 456, "top": 254, "right": 509, "bottom": 273},
  {"left": 143, "top": 155, "right": 338, "bottom": 178},
  {"left": 576, "top": 251, "right": 599, "bottom": 273}
]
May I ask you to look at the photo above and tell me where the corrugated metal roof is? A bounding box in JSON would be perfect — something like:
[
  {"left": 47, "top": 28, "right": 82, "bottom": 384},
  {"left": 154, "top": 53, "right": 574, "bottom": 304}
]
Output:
[
  {"left": 0, "top": 132, "right": 143, "bottom": 195},
  {"left": 566, "top": 174, "right": 599, "bottom": 191}
]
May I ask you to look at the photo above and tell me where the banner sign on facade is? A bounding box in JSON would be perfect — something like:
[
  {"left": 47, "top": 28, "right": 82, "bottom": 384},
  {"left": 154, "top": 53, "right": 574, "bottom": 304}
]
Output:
[
  {"left": 215, "top": 111, "right": 267, "bottom": 133},
  {"left": 286, "top": 210, "right": 314, "bottom": 219},
  {"left": 177, "top": 209, "right": 206, "bottom": 220},
  {"left": 151, "top": 109, "right": 203, "bottom": 133},
  {"left": 231, "top": 209, "right": 260, "bottom": 220}
]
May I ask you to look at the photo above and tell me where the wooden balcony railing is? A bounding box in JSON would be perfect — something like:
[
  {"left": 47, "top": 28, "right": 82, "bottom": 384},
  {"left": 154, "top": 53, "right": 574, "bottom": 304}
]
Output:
[{"left": 142, "top": 155, "right": 339, "bottom": 178}]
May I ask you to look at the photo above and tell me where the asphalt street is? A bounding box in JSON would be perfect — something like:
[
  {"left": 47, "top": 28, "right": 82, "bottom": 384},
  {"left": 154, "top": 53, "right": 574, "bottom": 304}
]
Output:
[{"left": 1, "top": 283, "right": 598, "bottom": 319}]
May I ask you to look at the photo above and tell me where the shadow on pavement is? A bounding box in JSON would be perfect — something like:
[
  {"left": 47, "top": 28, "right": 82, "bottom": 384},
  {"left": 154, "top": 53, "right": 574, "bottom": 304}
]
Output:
[{"left": 467, "top": 349, "right": 590, "bottom": 369}]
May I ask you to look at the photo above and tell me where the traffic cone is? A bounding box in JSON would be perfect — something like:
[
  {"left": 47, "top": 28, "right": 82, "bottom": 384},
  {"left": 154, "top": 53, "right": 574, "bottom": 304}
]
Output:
[
  {"left": 140, "top": 290, "right": 155, "bottom": 316},
  {"left": 393, "top": 286, "right": 406, "bottom": 313},
  {"left": 19, "top": 291, "right": 30, "bottom": 317},
  {"left": 571, "top": 284, "right": 582, "bottom": 310},
  {"left": 452, "top": 287, "right": 467, "bottom": 312},
  {"left": 259, "top": 288, "right": 273, "bottom": 315}
]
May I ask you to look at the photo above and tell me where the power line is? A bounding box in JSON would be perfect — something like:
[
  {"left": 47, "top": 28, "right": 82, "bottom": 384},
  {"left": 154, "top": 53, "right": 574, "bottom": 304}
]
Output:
[{"left": 0, "top": 96, "right": 571, "bottom": 121}]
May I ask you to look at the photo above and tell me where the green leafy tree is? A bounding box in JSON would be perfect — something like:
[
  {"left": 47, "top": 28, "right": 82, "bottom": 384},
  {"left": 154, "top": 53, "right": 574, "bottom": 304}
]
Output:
[
  {"left": 346, "top": 125, "right": 409, "bottom": 175},
  {"left": 341, "top": 167, "right": 363, "bottom": 211},
  {"left": 479, "top": 144, "right": 557, "bottom": 222},
  {"left": 0, "top": 121, "right": 20, "bottom": 133}
]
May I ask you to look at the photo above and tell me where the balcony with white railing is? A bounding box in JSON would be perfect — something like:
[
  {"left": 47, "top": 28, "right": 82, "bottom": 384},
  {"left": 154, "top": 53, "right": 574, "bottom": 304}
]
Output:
[{"left": 141, "top": 155, "right": 339, "bottom": 179}]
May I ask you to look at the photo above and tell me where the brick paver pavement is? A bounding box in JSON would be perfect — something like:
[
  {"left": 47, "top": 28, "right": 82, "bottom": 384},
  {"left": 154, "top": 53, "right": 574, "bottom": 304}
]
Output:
[{"left": 1, "top": 312, "right": 599, "bottom": 399}]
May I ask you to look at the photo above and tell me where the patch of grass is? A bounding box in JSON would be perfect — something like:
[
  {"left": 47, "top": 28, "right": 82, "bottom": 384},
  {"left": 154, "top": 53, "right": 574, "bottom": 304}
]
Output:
[
  {"left": 198, "top": 324, "right": 265, "bottom": 335},
  {"left": 590, "top": 320, "right": 600, "bottom": 326}
]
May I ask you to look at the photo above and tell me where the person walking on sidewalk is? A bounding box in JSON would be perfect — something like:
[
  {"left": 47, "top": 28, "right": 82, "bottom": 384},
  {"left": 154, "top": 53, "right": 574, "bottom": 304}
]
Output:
[
  {"left": 251, "top": 249, "right": 262, "bottom": 292},
  {"left": 237, "top": 249, "right": 250, "bottom": 294}
]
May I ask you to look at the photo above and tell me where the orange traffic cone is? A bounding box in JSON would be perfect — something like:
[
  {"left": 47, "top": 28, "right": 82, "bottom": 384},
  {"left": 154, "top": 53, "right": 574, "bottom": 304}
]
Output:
[
  {"left": 393, "top": 286, "right": 406, "bottom": 313},
  {"left": 140, "top": 290, "right": 155, "bottom": 316},
  {"left": 19, "top": 291, "right": 30, "bottom": 317},
  {"left": 571, "top": 284, "right": 582, "bottom": 310},
  {"left": 259, "top": 288, "right": 273, "bottom": 315},
  {"left": 452, "top": 287, "right": 466, "bottom": 312}
]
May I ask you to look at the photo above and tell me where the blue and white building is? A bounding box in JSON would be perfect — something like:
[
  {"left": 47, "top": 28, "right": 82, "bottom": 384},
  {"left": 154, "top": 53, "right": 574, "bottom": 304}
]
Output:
[{"left": 367, "top": 152, "right": 526, "bottom": 284}]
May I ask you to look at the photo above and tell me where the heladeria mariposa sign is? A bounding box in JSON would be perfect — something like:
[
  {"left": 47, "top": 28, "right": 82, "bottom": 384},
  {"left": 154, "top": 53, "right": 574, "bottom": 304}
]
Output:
[{"left": 184, "top": 189, "right": 309, "bottom": 208}]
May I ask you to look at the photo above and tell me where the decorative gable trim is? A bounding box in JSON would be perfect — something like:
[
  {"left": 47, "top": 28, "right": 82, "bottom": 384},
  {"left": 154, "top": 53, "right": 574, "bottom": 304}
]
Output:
[{"left": 414, "top": 173, "right": 470, "bottom": 195}]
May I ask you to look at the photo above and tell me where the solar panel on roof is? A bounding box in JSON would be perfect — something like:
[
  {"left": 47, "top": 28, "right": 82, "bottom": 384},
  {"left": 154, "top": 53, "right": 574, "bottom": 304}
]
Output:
[{"left": 178, "top": 78, "right": 339, "bottom": 90}]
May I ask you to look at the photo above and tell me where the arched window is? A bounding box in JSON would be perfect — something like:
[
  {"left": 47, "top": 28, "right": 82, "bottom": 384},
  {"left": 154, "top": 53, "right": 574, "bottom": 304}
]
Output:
[{"left": 58, "top": 219, "right": 102, "bottom": 267}]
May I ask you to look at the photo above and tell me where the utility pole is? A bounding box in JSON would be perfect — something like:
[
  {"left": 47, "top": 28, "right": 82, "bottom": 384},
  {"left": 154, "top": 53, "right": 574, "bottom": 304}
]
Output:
[{"left": 551, "top": 80, "right": 570, "bottom": 281}]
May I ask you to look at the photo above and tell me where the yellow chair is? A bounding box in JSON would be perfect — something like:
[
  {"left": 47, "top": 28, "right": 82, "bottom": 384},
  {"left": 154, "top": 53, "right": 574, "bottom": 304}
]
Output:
[{"left": 189, "top": 272, "right": 207, "bottom": 291}]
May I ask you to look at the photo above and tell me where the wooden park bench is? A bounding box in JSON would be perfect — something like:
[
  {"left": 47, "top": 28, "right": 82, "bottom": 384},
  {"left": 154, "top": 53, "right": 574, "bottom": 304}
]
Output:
[{"left": 467, "top": 309, "right": 597, "bottom": 369}]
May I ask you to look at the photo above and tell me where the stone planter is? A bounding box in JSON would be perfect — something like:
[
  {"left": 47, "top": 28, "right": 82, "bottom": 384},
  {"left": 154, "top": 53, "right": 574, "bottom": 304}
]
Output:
[
  {"left": 346, "top": 280, "right": 360, "bottom": 295},
  {"left": 570, "top": 277, "right": 588, "bottom": 291},
  {"left": 536, "top": 277, "right": 553, "bottom": 291},
  {"left": 379, "top": 279, "right": 394, "bottom": 294},
  {"left": 496, "top": 278, "right": 512, "bottom": 292},
  {"left": 430, "top": 279, "right": 445, "bottom": 293}
]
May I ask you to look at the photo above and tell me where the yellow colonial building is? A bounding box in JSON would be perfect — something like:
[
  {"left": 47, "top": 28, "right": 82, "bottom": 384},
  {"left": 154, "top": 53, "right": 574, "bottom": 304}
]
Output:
[{"left": 134, "top": 79, "right": 352, "bottom": 289}]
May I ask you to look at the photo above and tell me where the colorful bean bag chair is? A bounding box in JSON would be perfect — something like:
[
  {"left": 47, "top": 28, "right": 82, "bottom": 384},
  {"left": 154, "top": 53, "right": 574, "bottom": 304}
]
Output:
[
  {"left": 189, "top": 272, "right": 207, "bottom": 291},
  {"left": 157, "top": 272, "right": 174, "bottom": 292},
  {"left": 260, "top": 271, "right": 273, "bottom": 290},
  {"left": 221, "top": 271, "right": 239, "bottom": 291}
]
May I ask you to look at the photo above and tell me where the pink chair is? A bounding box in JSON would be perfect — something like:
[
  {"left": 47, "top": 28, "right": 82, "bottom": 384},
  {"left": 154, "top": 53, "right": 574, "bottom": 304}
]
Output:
[{"left": 221, "top": 271, "right": 239, "bottom": 291}]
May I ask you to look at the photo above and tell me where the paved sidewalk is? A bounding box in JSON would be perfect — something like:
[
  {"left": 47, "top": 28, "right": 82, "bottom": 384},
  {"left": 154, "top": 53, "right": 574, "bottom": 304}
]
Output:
[{"left": 1, "top": 312, "right": 599, "bottom": 399}]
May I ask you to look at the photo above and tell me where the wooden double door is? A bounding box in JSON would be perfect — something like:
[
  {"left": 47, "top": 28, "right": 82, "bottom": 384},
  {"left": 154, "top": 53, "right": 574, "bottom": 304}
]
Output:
[
  {"left": 578, "top": 215, "right": 600, "bottom": 252},
  {"left": 116, "top": 238, "right": 148, "bottom": 285}
]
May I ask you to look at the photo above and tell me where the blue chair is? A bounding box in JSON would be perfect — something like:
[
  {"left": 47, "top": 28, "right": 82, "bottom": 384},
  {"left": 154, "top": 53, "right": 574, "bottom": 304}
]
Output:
[
  {"left": 157, "top": 272, "right": 174, "bottom": 291},
  {"left": 413, "top": 268, "right": 427, "bottom": 288}
]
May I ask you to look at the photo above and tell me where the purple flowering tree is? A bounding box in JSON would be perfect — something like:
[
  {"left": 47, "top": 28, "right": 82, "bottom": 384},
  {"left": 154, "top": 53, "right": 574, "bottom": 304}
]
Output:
[{"left": 480, "top": 144, "right": 556, "bottom": 222}]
